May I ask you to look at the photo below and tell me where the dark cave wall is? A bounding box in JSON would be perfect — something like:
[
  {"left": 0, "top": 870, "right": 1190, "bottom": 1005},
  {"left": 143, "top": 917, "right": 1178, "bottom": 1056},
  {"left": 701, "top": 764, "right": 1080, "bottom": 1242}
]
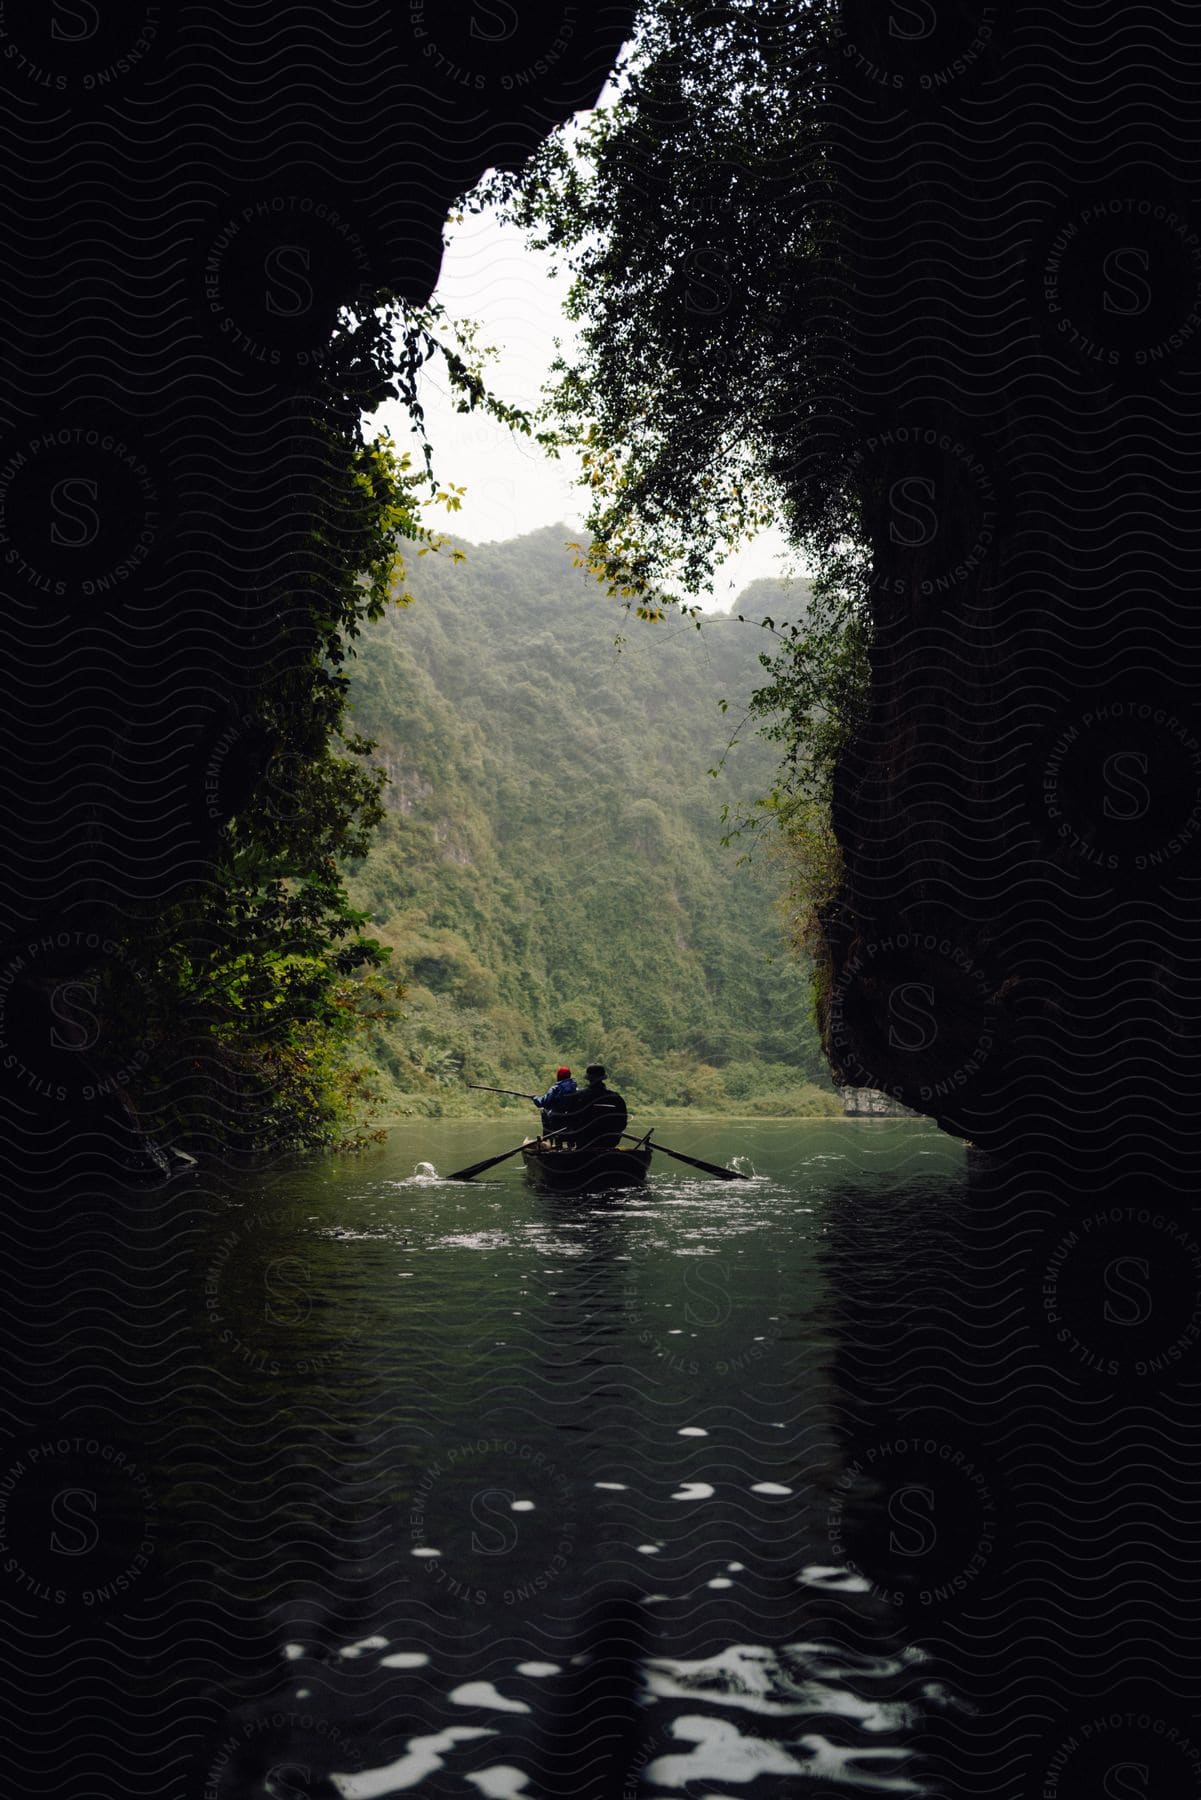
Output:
[
  {"left": 0, "top": 3, "right": 637, "bottom": 1178},
  {"left": 7, "top": 1, "right": 1199, "bottom": 1177},
  {"left": 821, "top": 2, "right": 1201, "bottom": 1169}
]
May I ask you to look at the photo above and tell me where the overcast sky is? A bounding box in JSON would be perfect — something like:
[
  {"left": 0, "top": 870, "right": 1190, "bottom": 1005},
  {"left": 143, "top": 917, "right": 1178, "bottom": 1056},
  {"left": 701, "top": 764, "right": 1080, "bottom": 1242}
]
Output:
[{"left": 370, "top": 206, "right": 801, "bottom": 612}]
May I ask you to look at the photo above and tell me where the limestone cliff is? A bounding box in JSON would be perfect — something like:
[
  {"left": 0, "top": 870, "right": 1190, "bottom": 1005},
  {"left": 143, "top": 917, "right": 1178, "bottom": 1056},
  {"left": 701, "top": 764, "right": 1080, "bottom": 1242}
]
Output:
[
  {"left": 819, "top": 2, "right": 1201, "bottom": 1174},
  {"left": 0, "top": 3, "right": 637, "bottom": 1180}
]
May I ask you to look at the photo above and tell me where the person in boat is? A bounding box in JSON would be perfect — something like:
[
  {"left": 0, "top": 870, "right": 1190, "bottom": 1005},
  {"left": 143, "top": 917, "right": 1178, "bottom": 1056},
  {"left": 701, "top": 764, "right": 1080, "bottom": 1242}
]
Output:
[
  {"left": 533, "top": 1065, "right": 578, "bottom": 1135},
  {"left": 569, "top": 1064, "right": 628, "bottom": 1149}
]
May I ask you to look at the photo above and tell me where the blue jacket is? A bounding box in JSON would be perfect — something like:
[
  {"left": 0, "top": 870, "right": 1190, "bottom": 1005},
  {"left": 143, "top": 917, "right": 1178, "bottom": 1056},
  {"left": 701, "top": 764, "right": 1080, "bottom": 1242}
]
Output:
[{"left": 535, "top": 1077, "right": 577, "bottom": 1111}]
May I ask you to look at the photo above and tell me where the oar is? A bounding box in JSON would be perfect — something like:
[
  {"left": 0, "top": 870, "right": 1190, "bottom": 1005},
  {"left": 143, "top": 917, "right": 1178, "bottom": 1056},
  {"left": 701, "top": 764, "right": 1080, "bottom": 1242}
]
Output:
[
  {"left": 623, "top": 1131, "right": 749, "bottom": 1180},
  {"left": 448, "top": 1130, "right": 565, "bottom": 1182}
]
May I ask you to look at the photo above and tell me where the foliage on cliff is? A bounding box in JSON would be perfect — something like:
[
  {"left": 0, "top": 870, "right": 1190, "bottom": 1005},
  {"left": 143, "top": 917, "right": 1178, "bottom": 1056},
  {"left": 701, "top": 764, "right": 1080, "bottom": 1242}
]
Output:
[
  {"left": 85, "top": 0, "right": 864, "bottom": 1152},
  {"left": 102, "top": 305, "right": 535, "bottom": 1157},
  {"left": 342, "top": 529, "right": 839, "bottom": 1118},
  {"left": 482, "top": 0, "right": 865, "bottom": 951}
]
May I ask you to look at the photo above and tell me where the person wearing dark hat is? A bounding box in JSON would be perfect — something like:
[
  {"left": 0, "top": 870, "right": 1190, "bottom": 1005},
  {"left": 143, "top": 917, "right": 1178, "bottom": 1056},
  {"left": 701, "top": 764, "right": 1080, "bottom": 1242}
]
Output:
[
  {"left": 571, "top": 1063, "right": 628, "bottom": 1149},
  {"left": 533, "top": 1065, "right": 578, "bottom": 1135}
]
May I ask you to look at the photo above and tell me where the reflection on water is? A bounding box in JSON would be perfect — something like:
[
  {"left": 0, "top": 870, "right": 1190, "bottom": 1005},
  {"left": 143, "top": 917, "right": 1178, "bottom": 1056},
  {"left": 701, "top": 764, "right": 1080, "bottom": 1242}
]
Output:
[
  {"left": 13, "top": 1114, "right": 1197, "bottom": 1796},
  {"left": 175, "top": 1118, "right": 966, "bottom": 1798}
]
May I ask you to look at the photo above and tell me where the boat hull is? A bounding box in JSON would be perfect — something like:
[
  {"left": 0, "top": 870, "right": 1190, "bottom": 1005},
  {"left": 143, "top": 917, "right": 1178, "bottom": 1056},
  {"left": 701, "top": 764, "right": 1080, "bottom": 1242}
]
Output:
[{"left": 520, "top": 1139, "right": 651, "bottom": 1192}]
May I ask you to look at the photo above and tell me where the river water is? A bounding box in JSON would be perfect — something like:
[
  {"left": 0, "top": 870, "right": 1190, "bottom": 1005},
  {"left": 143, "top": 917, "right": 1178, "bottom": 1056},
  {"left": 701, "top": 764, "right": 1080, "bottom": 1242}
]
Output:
[
  {"left": 188, "top": 1117, "right": 969, "bottom": 1798},
  {"left": 13, "top": 1117, "right": 1199, "bottom": 1797}
]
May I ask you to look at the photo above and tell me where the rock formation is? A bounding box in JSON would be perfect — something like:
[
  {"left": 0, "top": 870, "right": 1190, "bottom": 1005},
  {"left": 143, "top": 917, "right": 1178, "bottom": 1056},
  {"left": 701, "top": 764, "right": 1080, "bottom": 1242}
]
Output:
[
  {"left": 0, "top": 3, "right": 636, "bottom": 1182},
  {"left": 820, "top": 2, "right": 1201, "bottom": 1177}
]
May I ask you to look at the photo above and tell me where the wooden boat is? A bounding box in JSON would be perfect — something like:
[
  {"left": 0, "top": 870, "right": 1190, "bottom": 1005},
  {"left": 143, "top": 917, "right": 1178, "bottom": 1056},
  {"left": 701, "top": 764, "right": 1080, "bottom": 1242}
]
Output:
[{"left": 520, "top": 1135, "right": 653, "bottom": 1192}]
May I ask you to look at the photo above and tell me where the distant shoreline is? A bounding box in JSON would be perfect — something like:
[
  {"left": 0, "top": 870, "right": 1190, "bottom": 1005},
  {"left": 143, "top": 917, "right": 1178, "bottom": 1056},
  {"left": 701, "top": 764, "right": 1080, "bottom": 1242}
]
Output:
[{"left": 378, "top": 1109, "right": 930, "bottom": 1128}]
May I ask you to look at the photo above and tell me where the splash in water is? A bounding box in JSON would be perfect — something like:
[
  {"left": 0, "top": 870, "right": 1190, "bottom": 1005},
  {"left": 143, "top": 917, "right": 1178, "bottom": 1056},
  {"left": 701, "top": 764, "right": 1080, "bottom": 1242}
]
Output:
[{"left": 387, "top": 1162, "right": 443, "bottom": 1187}]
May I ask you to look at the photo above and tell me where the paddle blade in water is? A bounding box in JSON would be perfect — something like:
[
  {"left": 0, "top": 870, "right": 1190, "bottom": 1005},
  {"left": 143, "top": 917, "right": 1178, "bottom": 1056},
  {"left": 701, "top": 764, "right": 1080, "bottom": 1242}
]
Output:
[{"left": 622, "top": 1133, "right": 750, "bottom": 1180}]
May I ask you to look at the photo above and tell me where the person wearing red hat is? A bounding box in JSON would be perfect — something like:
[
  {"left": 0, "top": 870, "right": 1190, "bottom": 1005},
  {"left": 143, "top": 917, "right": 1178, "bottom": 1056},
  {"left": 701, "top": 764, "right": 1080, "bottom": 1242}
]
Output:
[{"left": 533, "top": 1066, "right": 578, "bottom": 1135}]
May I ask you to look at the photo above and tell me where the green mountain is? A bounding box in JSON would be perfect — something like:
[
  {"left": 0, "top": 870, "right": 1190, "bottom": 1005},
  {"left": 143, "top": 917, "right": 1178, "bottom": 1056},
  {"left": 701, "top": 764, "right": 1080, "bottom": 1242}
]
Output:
[{"left": 344, "top": 527, "right": 838, "bottom": 1118}]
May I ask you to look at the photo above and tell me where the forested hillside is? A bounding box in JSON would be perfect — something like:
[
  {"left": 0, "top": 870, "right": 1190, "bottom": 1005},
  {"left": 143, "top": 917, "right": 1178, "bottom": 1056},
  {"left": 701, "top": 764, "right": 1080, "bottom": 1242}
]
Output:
[{"left": 345, "top": 527, "right": 839, "bottom": 1118}]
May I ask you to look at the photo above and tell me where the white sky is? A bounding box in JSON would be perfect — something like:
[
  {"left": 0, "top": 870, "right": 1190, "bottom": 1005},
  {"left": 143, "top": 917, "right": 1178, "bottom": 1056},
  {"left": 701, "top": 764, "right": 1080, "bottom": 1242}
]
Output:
[{"left": 370, "top": 207, "right": 801, "bottom": 613}]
